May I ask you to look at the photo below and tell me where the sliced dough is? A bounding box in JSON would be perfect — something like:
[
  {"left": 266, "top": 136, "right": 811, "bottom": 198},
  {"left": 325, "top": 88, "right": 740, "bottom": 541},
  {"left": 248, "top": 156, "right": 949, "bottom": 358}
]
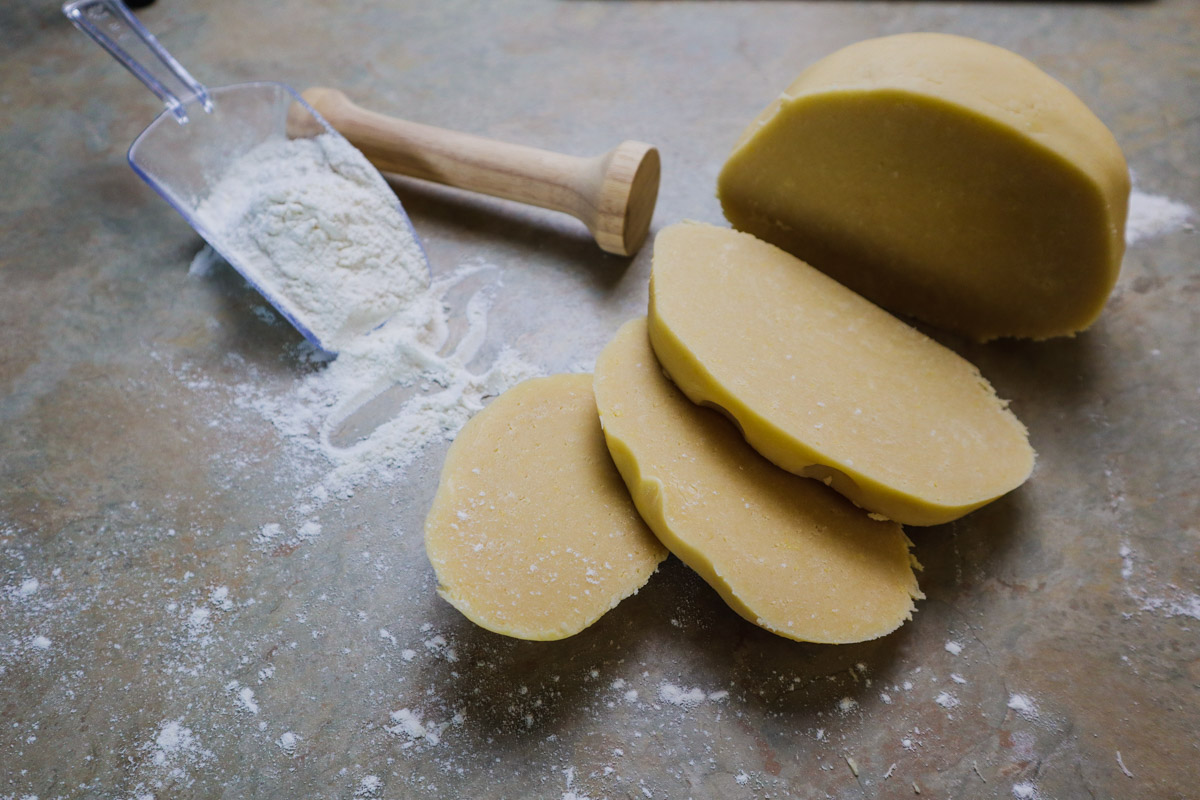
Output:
[
  {"left": 718, "top": 32, "right": 1130, "bottom": 341},
  {"left": 594, "top": 318, "right": 921, "bottom": 644},
  {"left": 648, "top": 221, "right": 1034, "bottom": 526},
  {"left": 424, "top": 374, "right": 667, "bottom": 640}
]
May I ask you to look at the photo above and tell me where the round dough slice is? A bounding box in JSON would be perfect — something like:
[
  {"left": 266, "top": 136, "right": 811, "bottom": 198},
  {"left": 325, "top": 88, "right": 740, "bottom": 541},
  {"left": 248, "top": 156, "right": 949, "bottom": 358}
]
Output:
[
  {"left": 424, "top": 374, "right": 667, "bottom": 640},
  {"left": 718, "top": 32, "right": 1130, "bottom": 341},
  {"left": 648, "top": 221, "right": 1034, "bottom": 526},
  {"left": 595, "top": 318, "right": 922, "bottom": 644}
]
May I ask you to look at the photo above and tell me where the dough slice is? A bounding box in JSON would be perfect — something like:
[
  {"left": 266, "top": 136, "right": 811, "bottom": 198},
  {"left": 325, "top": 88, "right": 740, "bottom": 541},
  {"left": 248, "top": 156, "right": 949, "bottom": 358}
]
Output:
[
  {"left": 424, "top": 374, "right": 667, "bottom": 640},
  {"left": 594, "top": 318, "right": 921, "bottom": 644},
  {"left": 648, "top": 221, "right": 1034, "bottom": 526},
  {"left": 718, "top": 32, "right": 1130, "bottom": 341}
]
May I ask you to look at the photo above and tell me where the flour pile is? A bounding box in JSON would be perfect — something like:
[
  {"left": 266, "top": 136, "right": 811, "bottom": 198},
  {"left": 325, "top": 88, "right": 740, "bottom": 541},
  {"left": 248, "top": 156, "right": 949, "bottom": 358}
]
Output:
[
  {"left": 194, "top": 132, "right": 429, "bottom": 352},
  {"left": 186, "top": 130, "right": 540, "bottom": 506}
]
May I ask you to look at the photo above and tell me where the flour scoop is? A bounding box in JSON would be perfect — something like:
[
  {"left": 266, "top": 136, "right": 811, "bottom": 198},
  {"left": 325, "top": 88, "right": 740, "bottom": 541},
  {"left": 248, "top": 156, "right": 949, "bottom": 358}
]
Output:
[{"left": 65, "top": 0, "right": 660, "bottom": 355}]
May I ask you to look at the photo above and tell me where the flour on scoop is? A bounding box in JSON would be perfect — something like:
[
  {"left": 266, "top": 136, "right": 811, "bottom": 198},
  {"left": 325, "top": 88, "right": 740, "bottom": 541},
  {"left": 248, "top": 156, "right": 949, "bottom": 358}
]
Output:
[{"left": 195, "top": 132, "right": 428, "bottom": 351}]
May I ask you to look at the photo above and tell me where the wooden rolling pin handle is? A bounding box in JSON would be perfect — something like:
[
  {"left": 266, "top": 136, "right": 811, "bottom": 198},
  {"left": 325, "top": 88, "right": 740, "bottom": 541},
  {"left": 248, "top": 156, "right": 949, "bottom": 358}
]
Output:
[{"left": 300, "top": 88, "right": 661, "bottom": 257}]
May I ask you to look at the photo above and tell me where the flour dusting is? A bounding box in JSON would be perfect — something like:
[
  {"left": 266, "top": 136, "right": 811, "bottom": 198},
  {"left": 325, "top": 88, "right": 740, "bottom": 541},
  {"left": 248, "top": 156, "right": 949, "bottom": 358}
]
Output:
[
  {"left": 1117, "top": 541, "right": 1200, "bottom": 621},
  {"left": 278, "top": 731, "right": 299, "bottom": 755},
  {"left": 1011, "top": 781, "right": 1041, "bottom": 799},
  {"left": 657, "top": 683, "right": 728, "bottom": 708},
  {"left": 1126, "top": 186, "right": 1193, "bottom": 245},
  {"left": 210, "top": 263, "right": 539, "bottom": 507},
  {"left": 934, "top": 691, "right": 959, "bottom": 710},
  {"left": 1006, "top": 693, "right": 1039, "bottom": 721}
]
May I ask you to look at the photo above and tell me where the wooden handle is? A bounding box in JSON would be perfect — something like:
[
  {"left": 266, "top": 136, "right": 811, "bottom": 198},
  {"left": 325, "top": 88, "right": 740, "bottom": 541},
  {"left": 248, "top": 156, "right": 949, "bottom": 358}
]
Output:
[{"left": 298, "top": 88, "right": 660, "bottom": 257}]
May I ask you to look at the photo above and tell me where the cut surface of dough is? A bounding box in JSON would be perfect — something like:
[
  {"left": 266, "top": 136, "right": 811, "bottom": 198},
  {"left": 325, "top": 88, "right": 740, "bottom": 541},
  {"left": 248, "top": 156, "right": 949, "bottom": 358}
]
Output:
[
  {"left": 594, "top": 318, "right": 921, "bottom": 644},
  {"left": 717, "top": 32, "right": 1130, "bottom": 341},
  {"left": 424, "top": 374, "right": 667, "bottom": 641},
  {"left": 648, "top": 221, "right": 1034, "bottom": 526}
]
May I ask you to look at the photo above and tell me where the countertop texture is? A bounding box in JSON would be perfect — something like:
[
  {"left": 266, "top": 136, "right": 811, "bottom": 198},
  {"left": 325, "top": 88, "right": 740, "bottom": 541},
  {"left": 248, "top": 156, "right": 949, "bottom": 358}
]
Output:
[{"left": 3, "top": 1, "right": 1198, "bottom": 798}]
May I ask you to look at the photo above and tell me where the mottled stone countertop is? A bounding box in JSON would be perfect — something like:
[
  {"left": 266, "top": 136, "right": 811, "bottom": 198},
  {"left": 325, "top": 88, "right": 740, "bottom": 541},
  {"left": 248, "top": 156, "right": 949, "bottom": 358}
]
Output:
[{"left": 2, "top": 2, "right": 1197, "bottom": 798}]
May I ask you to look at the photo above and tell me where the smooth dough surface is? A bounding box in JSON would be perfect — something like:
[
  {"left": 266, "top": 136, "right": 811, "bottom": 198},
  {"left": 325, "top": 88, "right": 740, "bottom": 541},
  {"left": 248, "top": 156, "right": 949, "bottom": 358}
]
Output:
[
  {"left": 595, "top": 319, "right": 921, "bottom": 643},
  {"left": 424, "top": 374, "right": 667, "bottom": 641},
  {"left": 648, "top": 222, "right": 1035, "bottom": 526},
  {"left": 718, "top": 32, "right": 1130, "bottom": 341}
]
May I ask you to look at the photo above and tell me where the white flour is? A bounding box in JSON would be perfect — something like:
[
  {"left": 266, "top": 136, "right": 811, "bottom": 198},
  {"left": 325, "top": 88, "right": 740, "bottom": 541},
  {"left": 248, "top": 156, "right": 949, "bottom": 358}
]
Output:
[
  {"left": 1126, "top": 186, "right": 1194, "bottom": 246},
  {"left": 1006, "top": 693, "right": 1040, "bottom": 721},
  {"left": 183, "top": 130, "right": 540, "bottom": 506},
  {"left": 194, "top": 133, "right": 429, "bottom": 352},
  {"left": 228, "top": 265, "right": 540, "bottom": 505}
]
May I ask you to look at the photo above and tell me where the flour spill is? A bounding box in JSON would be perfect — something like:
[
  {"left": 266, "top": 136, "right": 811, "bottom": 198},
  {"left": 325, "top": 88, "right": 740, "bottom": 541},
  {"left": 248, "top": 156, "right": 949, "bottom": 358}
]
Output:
[
  {"left": 180, "top": 252, "right": 539, "bottom": 511},
  {"left": 180, "top": 124, "right": 539, "bottom": 510},
  {"left": 1126, "top": 185, "right": 1194, "bottom": 246},
  {"left": 1117, "top": 540, "right": 1200, "bottom": 621},
  {"left": 1006, "top": 693, "right": 1040, "bottom": 721}
]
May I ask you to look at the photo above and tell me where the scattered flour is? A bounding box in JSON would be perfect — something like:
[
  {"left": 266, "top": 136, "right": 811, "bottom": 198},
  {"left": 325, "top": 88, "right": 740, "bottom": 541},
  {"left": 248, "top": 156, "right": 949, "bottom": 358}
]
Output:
[
  {"left": 1006, "top": 693, "right": 1039, "bottom": 721},
  {"left": 153, "top": 720, "right": 195, "bottom": 764},
  {"left": 1126, "top": 187, "right": 1193, "bottom": 245},
  {"left": 1138, "top": 592, "right": 1200, "bottom": 620},
  {"left": 1117, "top": 541, "right": 1200, "bottom": 621},
  {"left": 658, "top": 684, "right": 706, "bottom": 708},
  {"left": 148, "top": 718, "right": 212, "bottom": 775},
  {"left": 657, "top": 683, "right": 728, "bottom": 709},
  {"left": 278, "top": 731, "right": 299, "bottom": 755},
  {"left": 944, "top": 640, "right": 963, "bottom": 656},
  {"left": 355, "top": 775, "right": 383, "bottom": 798},
  {"left": 387, "top": 708, "right": 439, "bottom": 745},
  {"left": 934, "top": 691, "right": 959, "bottom": 710},
  {"left": 235, "top": 685, "right": 259, "bottom": 715},
  {"left": 218, "top": 265, "right": 539, "bottom": 507},
  {"left": 185, "top": 606, "right": 212, "bottom": 640},
  {"left": 256, "top": 523, "right": 284, "bottom": 545},
  {"left": 252, "top": 520, "right": 323, "bottom": 550},
  {"left": 194, "top": 133, "right": 428, "bottom": 352},
  {"left": 209, "top": 585, "right": 232, "bottom": 611},
  {"left": 1011, "top": 781, "right": 1040, "bottom": 799}
]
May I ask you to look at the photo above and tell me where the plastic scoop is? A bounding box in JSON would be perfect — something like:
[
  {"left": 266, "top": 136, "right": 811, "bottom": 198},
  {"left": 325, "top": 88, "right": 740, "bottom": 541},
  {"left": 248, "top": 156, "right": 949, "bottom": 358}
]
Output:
[
  {"left": 64, "top": 0, "right": 431, "bottom": 353},
  {"left": 67, "top": 1, "right": 661, "bottom": 353}
]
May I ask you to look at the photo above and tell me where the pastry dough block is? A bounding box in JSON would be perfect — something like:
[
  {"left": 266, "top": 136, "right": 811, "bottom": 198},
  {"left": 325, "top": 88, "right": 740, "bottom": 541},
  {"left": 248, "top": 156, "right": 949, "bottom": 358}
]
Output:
[
  {"left": 594, "top": 318, "right": 922, "bottom": 644},
  {"left": 647, "top": 221, "right": 1035, "bottom": 526},
  {"left": 718, "top": 32, "right": 1130, "bottom": 341},
  {"left": 424, "top": 374, "right": 667, "bottom": 640}
]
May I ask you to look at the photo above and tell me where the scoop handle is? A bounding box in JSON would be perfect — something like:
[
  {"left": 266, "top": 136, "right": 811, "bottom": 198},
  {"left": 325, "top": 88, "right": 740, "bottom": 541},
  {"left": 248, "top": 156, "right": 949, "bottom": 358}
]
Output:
[
  {"left": 63, "top": 0, "right": 211, "bottom": 123},
  {"left": 301, "top": 88, "right": 660, "bottom": 257}
]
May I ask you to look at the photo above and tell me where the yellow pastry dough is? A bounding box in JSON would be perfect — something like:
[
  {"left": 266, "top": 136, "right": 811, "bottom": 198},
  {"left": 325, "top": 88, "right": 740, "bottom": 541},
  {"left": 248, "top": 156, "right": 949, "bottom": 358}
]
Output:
[
  {"left": 718, "top": 32, "right": 1130, "bottom": 341},
  {"left": 595, "top": 318, "right": 921, "bottom": 643},
  {"left": 648, "top": 221, "right": 1034, "bottom": 526},
  {"left": 424, "top": 374, "right": 667, "bottom": 640}
]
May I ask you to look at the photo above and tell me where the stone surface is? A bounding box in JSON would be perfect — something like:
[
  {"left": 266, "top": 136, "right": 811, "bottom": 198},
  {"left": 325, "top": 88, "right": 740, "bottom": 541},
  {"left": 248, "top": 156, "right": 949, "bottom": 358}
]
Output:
[{"left": 2, "top": 2, "right": 1197, "bottom": 799}]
